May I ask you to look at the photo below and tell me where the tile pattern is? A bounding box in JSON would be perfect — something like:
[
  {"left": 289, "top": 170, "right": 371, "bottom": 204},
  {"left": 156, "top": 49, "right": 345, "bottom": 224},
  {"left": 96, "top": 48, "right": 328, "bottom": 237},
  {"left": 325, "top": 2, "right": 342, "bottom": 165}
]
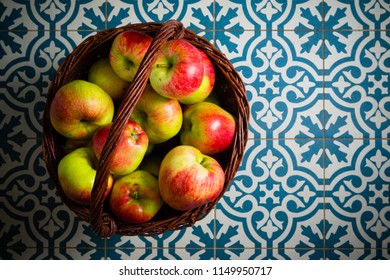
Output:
[{"left": 0, "top": 0, "right": 389, "bottom": 260}]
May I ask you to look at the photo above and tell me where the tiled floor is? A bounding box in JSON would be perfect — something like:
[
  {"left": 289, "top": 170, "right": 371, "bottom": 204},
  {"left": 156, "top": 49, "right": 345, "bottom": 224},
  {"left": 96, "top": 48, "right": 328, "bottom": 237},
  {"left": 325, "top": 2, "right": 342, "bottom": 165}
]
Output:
[{"left": 1, "top": 0, "right": 389, "bottom": 260}]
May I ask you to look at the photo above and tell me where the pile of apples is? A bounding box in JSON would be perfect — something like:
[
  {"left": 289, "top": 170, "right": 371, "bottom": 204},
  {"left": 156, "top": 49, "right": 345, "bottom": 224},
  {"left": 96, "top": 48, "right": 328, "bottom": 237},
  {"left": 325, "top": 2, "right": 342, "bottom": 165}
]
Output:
[{"left": 50, "top": 30, "right": 236, "bottom": 224}]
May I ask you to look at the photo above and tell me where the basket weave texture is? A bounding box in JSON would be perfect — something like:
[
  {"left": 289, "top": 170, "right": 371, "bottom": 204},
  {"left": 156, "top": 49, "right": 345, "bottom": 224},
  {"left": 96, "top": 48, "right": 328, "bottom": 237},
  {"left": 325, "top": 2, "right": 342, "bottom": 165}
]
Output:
[{"left": 42, "top": 20, "right": 249, "bottom": 237}]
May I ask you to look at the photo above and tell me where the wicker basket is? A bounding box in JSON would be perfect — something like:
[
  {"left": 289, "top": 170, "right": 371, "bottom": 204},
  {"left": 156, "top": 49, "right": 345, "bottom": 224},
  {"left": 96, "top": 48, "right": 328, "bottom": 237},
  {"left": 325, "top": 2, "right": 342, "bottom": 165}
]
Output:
[{"left": 42, "top": 20, "right": 249, "bottom": 237}]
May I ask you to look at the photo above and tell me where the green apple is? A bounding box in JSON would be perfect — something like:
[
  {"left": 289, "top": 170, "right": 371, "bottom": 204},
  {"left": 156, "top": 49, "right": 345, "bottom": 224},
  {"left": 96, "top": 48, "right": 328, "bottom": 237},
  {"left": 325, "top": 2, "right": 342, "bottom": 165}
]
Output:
[
  {"left": 88, "top": 57, "right": 130, "bottom": 102},
  {"left": 58, "top": 147, "right": 113, "bottom": 205}
]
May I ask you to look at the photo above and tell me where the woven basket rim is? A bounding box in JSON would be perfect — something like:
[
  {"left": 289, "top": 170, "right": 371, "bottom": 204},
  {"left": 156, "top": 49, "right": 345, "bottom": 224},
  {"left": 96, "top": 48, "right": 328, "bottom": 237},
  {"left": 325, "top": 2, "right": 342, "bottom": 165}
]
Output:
[{"left": 42, "top": 20, "right": 249, "bottom": 237}]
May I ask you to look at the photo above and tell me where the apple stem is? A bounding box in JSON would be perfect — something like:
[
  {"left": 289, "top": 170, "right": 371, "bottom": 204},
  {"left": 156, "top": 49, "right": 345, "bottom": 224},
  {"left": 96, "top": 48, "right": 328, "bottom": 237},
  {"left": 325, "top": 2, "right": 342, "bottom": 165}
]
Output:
[
  {"left": 156, "top": 64, "right": 172, "bottom": 68},
  {"left": 131, "top": 191, "right": 139, "bottom": 200}
]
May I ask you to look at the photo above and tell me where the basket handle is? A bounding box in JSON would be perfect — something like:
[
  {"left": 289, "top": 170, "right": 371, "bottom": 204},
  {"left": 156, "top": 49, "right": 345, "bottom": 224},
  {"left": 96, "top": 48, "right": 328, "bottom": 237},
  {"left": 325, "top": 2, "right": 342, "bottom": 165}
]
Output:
[{"left": 90, "top": 20, "right": 185, "bottom": 237}]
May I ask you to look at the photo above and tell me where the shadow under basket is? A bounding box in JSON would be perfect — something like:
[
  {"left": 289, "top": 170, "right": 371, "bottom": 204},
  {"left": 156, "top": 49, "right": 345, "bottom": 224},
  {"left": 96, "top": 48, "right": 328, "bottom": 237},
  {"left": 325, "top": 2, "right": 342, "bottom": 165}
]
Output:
[{"left": 42, "top": 20, "right": 249, "bottom": 237}]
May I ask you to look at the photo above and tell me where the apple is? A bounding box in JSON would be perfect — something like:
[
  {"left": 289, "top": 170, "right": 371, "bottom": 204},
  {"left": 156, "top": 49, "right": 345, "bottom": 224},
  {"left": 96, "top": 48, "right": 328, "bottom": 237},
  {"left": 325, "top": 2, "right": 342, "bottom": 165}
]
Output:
[
  {"left": 91, "top": 120, "right": 149, "bottom": 175},
  {"left": 50, "top": 80, "right": 115, "bottom": 139},
  {"left": 130, "top": 84, "right": 182, "bottom": 144},
  {"left": 88, "top": 57, "right": 130, "bottom": 102},
  {"left": 178, "top": 49, "right": 215, "bottom": 105},
  {"left": 109, "top": 170, "right": 164, "bottom": 223},
  {"left": 158, "top": 145, "right": 225, "bottom": 211},
  {"left": 109, "top": 30, "right": 153, "bottom": 82},
  {"left": 149, "top": 39, "right": 204, "bottom": 100},
  {"left": 180, "top": 102, "right": 236, "bottom": 155},
  {"left": 58, "top": 147, "right": 113, "bottom": 205}
]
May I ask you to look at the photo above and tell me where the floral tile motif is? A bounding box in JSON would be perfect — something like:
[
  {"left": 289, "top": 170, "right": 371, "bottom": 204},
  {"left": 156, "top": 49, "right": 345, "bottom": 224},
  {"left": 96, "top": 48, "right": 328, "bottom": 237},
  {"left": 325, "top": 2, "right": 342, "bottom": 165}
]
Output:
[
  {"left": 325, "top": 249, "right": 389, "bottom": 260},
  {"left": 0, "top": 0, "right": 107, "bottom": 31},
  {"left": 0, "top": 0, "right": 389, "bottom": 260},
  {"left": 0, "top": 139, "right": 104, "bottom": 259},
  {"left": 106, "top": 207, "right": 215, "bottom": 260},
  {"left": 325, "top": 139, "right": 389, "bottom": 248},
  {"left": 107, "top": 248, "right": 214, "bottom": 260},
  {"left": 216, "top": 30, "right": 324, "bottom": 139},
  {"left": 106, "top": 0, "right": 214, "bottom": 30},
  {"left": 325, "top": 30, "right": 390, "bottom": 139},
  {"left": 0, "top": 30, "right": 94, "bottom": 139},
  {"left": 217, "top": 139, "right": 324, "bottom": 253}
]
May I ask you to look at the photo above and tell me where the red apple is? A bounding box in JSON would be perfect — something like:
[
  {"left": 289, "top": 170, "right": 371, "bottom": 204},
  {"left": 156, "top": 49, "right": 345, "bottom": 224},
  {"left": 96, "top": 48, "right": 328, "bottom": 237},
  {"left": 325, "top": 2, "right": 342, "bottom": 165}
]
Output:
[
  {"left": 178, "top": 49, "right": 215, "bottom": 105},
  {"left": 158, "top": 145, "right": 225, "bottom": 211},
  {"left": 58, "top": 147, "right": 113, "bottom": 205},
  {"left": 88, "top": 57, "right": 130, "bottom": 102},
  {"left": 180, "top": 102, "right": 236, "bottom": 155},
  {"left": 109, "top": 30, "right": 153, "bottom": 82},
  {"left": 149, "top": 39, "right": 204, "bottom": 100},
  {"left": 50, "top": 80, "right": 114, "bottom": 139},
  {"left": 91, "top": 120, "right": 149, "bottom": 175},
  {"left": 109, "top": 170, "right": 164, "bottom": 223},
  {"left": 130, "top": 84, "right": 182, "bottom": 144}
]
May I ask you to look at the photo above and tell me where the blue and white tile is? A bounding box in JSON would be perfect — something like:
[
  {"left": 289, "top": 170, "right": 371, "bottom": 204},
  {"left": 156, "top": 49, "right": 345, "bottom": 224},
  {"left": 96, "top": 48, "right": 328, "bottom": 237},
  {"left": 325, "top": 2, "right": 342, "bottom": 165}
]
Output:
[
  {"left": 0, "top": 30, "right": 93, "bottom": 139},
  {"left": 0, "top": 1, "right": 40, "bottom": 30},
  {"left": 214, "top": 0, "right": 256, "bottom": 31},
  {"left": 326, "top": 249, "right": 390, "bottom": 260},
  {"left": 0, "top": 0, "right": 106, "bottom": 31},
  {"left": 282, "top": 0, "right": 323, "bottom": 31},
  {"left": 0, "top": 139, "right": 104, "bottom": 259},
  {"left": 217, "top": 139, "right": 325, "bottom": 258},
  {"left": 215, "top": 248, "right": 256, "bottom": 260},
  {"left": 215, "top": 0, "right": 326, "bottom": 31},
  {"left": 107, "top": 0, "right": 214, "bottom": 31},
  {"left": 216, "top": 30, "right": 324, "bottom": 139},
  {"left": 323, "top": 0, "right": 369, "bottom": 31},
  {"left": 325, "top": 139, "right": 390, "bottom": 250},
  {"left": 106, "top": 208, "right": 215, "bottom": 260},
  {"left": 0, "top": 0, "right": 389, "bottom": 261},
  {"left": 339, "top": 0, "right": 390, "bottom": 30},
  {"left": 325, "top": 30, "right": 389, "bottom": 138}
]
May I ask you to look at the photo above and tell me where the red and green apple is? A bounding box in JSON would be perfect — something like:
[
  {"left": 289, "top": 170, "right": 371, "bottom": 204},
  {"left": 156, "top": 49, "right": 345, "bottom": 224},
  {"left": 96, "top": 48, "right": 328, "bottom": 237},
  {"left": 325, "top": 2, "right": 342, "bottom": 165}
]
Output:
[
  {"left": 158, "top": 145, "right": 225, "bottom": 211},
  {"left": 91, "top": 120, "right": 149, "bottom": 175},
  {"left": 109, "top": 30, "right": 153, "bottom": 82},
  {"left": 50, "top": 80, "right": 114, "bottom": 139},
  {"left": 180, "top": 102, "right": 236, "bottom": 155},
  {"left": 109, "top": 170, "right": 164, "bottom": 223},
  {"left": 178, "top": 48, "right": 215, "bottom": 105},
  {"left": 130, "top": 84, "right": 182, "bottom": 144},
  {"left": 149, "top": 39, "right": 204, "bottom": 100}
]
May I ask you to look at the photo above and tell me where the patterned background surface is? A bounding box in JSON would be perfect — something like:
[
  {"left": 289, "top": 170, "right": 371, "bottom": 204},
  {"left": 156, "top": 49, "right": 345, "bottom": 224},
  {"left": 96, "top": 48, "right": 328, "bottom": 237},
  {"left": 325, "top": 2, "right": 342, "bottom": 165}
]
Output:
[{"left": 0, "top": 0, "right": 389, "bottom": 260}]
